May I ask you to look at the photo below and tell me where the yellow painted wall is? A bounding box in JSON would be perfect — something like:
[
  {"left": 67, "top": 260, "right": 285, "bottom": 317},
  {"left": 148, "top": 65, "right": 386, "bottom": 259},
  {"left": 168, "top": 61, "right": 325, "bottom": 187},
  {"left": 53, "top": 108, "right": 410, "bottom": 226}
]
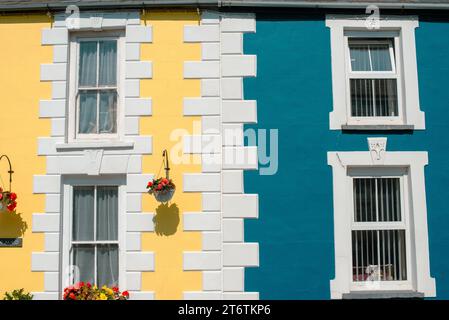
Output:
[
  {"left": 140, "top": 10, "right": 203, "bottom": 299},
  {"left": 0, "top": 15, "right": 52, "bottom": 297},
  {"left": 0, "top": 11, "right": 202, "bottom": 299}
]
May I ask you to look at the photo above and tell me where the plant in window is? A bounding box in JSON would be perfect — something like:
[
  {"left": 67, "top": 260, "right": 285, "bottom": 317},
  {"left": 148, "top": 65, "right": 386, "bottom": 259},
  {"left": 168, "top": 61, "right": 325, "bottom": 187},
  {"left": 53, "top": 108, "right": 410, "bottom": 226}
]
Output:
[
  {"left": 0, "top": 187, "right": 17, "bottom": 213},
  {"left": 63, "top": 282, "right": 129, "bottom": 300},
  {"left": 146, "top": 178, "right": 176, "bottom": 203},
  {"left": 3, "top": 288, "right": 33, "bottom": 300}
]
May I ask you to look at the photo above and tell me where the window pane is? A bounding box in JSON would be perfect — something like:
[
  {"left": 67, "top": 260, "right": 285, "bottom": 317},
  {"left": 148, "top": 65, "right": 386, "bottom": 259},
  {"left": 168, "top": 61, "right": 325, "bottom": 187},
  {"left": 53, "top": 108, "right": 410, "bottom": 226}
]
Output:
[
  {"left": 350, "top": 79, "right": 374, "bottom": 117},
  {"left": 379, "top": 229, "right": 407, "bottom": 281},
  {"left": 349, "top": 44, "right": 371, "bottom": 71},
  {"left": 350, "top": 79, "right": 398, "bottom": 117},
  {"left": 370, "top": 43, "right": 393, "bottom": 71},
  {"left": 79, "top": 91, "right": 98, "bottom": 134},
  {"left": 354, "top": 178, "right": 377, "bottom": 222},
  {"left": 97, "top": 245, "right": 119, "bottom": 287},
  {"left": 98, "top": 91, "right": 117, "bottom": 134},
  {"left": 79, "top": 41, "right": 97, "bottom": 87},
  {"left": 374, "top": 79, "right": 398, "bottom": 117},
  {"left": 99, "top": 41, "right": 117, "bottom": 86},
  {"left": 352, "top": 229, "right": 406, "bottom": 282},
  {"left": 349, "top": 40, "right": 393, "bottom": 72},
  {"left": 72, "top": 245, "right": 95, "bottom": 284},
  {"left": 378, "top": 178, "right": 401, "bottom": 222},
  {"left": 73, "top": 186, "right": 95, "bottom": 241},
  {"left": 96, "top": 186, "right": 118, "bottom": 241},
  {"left": 353, "top": 177, "right": 401, "bottom": 223}
]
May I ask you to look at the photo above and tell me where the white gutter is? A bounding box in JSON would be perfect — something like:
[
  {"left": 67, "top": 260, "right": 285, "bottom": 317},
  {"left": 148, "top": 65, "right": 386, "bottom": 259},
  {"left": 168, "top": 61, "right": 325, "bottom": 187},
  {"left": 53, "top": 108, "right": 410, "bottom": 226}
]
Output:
[
  {"left": 222, "top": 1, "right": 449, "bottom": 10},
  {"left": 1, "top": 1, "right": 449, "bottom": 11}
]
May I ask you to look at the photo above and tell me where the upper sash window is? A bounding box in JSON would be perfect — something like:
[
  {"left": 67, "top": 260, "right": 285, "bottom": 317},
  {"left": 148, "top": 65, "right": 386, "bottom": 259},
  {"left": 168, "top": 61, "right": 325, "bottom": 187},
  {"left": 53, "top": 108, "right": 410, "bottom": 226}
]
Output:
[{"left": 68, "top": 32, "right": 123, "bottom": 142}]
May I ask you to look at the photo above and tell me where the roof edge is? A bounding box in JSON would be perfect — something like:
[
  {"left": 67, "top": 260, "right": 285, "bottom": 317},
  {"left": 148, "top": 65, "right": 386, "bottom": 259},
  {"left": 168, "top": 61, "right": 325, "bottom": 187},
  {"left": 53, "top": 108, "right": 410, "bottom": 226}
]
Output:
[{"left": 1, "top": 1, "right": 449, "bottom": 12}]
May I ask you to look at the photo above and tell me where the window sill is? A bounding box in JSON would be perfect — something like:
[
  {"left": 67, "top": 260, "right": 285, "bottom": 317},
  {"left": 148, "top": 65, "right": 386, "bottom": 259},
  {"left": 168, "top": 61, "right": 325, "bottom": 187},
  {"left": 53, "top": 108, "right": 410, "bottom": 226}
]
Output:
[
  {"left": 55, "top": 141, "right": 134, "bottom": 151},
  {"left": 342, "top": 290, "right": 424, "bottom": 299},
  {"left": 342, "top": 124, "right": 415, "bottom": 131}
]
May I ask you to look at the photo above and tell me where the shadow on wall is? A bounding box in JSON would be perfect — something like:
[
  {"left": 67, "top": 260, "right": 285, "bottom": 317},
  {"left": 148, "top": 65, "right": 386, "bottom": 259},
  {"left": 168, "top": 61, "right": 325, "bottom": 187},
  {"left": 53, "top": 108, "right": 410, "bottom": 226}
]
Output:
[
  {"left": 153, "top": 203, "right": 179, "bottom": 236},
  {"left": 0, "top": 211, "right": 27, "bottom": 238}
]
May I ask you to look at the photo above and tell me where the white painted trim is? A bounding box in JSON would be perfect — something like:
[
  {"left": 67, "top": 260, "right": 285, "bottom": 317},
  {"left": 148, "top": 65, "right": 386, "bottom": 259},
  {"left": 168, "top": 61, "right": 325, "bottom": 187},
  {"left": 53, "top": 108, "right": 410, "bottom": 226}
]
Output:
[
  {"left": 36, "top": 10, "right": 155, "bottom": 300},
  {"left": 181, "top": 11, "right": 259, "bottom": 300},
  {"left": 326, "top": 15, "right": 425, "bottom": 130},
  {"left": 328, "top": 149, "right": 436, "bottom": 299},
  {"left": 61, "top": 177, "right": 127, "bottom": 295},
  {"left": 67, "top": 31, "right": 125, "bottom": 142}
]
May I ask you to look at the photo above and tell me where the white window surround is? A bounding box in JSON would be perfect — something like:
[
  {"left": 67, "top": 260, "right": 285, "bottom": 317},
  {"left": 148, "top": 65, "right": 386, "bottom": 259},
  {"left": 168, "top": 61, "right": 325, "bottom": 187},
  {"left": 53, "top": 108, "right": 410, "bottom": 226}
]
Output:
[
  {"left": 61, "top": 176, "right": 126, "bottom": 294},
  {"left": 328, "top": 150, "right": 435, "bottom": 299},
  {"left": 326, "top": 15, "right": 425, "bottom": 130},
  {"left": 68, "top": 31, "right": 126, "bottom": 142}
]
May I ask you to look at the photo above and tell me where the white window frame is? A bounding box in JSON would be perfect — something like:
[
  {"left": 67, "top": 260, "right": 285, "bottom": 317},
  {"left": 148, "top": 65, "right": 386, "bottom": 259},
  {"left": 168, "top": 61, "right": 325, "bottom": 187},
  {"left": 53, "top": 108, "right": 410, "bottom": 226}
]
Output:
[
  {"left": 326, "top": 15, "right": 425, "bottom": 130},
  {"left": 348, "top": 168, "right": 412, "bottom": 292},
  {"left": 61, "top": 175, "right": 126, "bottom": 295},
  {"left": 345, "top": 35, "right": 403, "bottom": 123},
  {"left": 328, "top": 151, "right": 435, "bottom": 299},
  {"left": 68, "top": 31, "right": 125, "bottom": 142}
]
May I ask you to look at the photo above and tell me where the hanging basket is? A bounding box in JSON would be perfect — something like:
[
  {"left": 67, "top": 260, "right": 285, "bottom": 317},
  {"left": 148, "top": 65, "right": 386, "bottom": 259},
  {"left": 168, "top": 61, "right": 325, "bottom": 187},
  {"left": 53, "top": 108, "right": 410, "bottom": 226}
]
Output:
[
  {"left": 146, "top": 149, "right": 175, "bottom": 203},
  {"left": 0, "top": 190, "right": 17, "bottom": 213},
  {"left": 153, "top": 188, "right": 175, "bottom": 203}
]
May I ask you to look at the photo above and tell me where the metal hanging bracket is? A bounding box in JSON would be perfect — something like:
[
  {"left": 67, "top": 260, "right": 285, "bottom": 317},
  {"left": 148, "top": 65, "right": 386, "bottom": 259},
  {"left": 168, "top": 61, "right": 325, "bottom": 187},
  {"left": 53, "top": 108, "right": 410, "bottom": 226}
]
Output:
[
  {"left": 162, "top": 149, "right": 170, "bottom": 180},
  {"left": 0, "top": 154, "right": 13, "bottom": 192}
]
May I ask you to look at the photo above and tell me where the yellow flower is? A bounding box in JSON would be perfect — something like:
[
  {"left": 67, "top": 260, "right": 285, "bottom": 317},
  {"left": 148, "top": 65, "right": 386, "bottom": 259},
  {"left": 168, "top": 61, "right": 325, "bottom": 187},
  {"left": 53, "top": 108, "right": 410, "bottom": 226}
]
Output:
[{"left": 99, "top": 293, "right": 107, "bottom": 300}]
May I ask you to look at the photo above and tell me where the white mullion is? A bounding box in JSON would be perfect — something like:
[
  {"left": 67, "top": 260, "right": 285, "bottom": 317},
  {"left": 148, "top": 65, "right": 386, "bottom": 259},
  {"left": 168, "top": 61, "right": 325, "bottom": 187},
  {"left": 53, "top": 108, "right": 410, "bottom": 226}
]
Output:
[
  {"left": 355, "top": 230, "right": 359, "bottom": 281},
  {"left": 398, "top": 230, "right": 403, "bottom": 280},
  {"left": 374, "top": 178, "right": 378, "bottom": 222},
  {"left": 402, "top": 175, "right": 413, "bottom": 283},
  {"left": 360, "top": 230, "right": 365, "bottom": 280},
  {"left": 96, "top": 41, "right": 101, "bottom": 134},
  {"left": 367, "top": 44, "right": 373, "bottom": 72},
  {"left": 393, "top": 36, "right": 403, "bottom": 121},
  {"left": 376, "top": 230, "right": 381, "bottom": 281},
  {"left": 371, "top": 78, "right": 376, "bottom": 117},
  {"left": 363, "top": 179, "right": 367, "bottom": 222},
  {"left": 94, "top": 186, "right": 98, "bottom": 285},
  {"left": 389, "top": 42, "right": 396, "bottom": 74},
  {"left": 75, "top": 41, "right": 81, "bottom": 139},
  {"left": 353, "top": 222, "right": 406, "bottom": 231},
  {"left": 78, "top": 86, "right": 118, "bottom": 91},
  {"left": 72, "top": 241, "right": 119, "bottom": 245},
  {"left": 350, "top": 73, "right": 397, "bottom": 79},
  {"left": 392, "top": 229, "right": 397, "bottom": 280}
]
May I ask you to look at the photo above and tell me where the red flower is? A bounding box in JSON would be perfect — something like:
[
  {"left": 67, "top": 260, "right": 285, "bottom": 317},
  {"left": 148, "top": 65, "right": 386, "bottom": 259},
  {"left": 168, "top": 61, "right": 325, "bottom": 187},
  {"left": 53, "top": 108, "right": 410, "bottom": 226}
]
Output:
[
  {"left": 9, "top": 193, "right": 17, "bottom": 201},
  {"left": 112, "top": 286, "right": 119, "bottom": 293},
  {"left": 161, "top": 178, "right": 169, "bottom": 185},
  {"left": 79, "top": 281, "right": 85, "bottom": 287},
  {"left": 86, "top": 282, "right": 92, "bottom": 288},
  {"left": 122, "top": 291, "right": 129, "bottom": 297},
  {"left": 156, "top": 184, "right": 162, "bottom": 190},
  {"left": 147, "top": 181, "right": 153, "bottom": 188},
  {"left": 7, "top": 204, "right": 15, "bottom": 212},
  {"left": 69, "top": 293, "right": 76, "bottom": 300},
  {"left": 0, "top": 193, "right": 3, "bottom": 200}
]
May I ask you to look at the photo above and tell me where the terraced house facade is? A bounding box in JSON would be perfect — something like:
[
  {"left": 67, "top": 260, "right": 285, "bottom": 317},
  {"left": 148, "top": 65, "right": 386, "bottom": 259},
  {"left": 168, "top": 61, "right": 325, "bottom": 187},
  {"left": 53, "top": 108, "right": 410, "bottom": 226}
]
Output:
[{"left": 0, "top": 0, "right": 448, "bottom": 300}]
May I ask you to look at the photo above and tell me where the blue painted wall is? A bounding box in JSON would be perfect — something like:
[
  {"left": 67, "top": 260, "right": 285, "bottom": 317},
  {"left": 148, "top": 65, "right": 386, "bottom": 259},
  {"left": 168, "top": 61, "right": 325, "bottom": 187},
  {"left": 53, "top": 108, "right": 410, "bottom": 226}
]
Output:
[{"left": 243, "top": 15, "right": 449, "bottom": 299}]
